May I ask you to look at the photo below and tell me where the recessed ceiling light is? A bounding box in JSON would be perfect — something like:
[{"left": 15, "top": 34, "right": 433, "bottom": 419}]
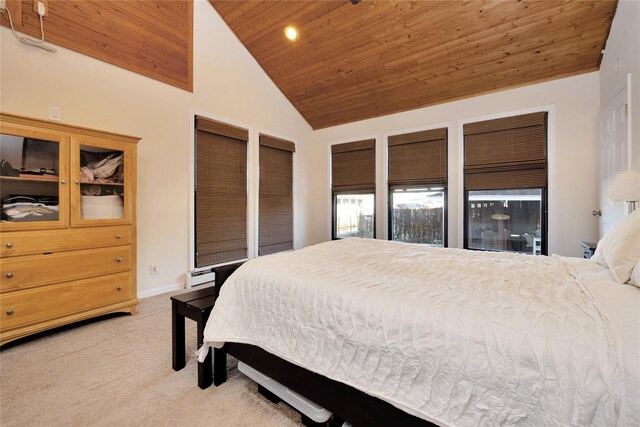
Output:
[{"left": 284, "top": 26, "right": 298, "bottom": 41}]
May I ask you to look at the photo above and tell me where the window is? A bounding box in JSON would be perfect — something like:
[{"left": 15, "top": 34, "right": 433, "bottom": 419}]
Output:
[
  {"left": 334, "top": 193, "right": 375, "bottom": 239},
  {"left": 463, "top": 112, "right": 547, "bottom": 255},
  {"left": 390, "top": 188, "right": 445, "bottom": 245},
  {"left": 194, "top": 116, "right": 248, "bottom": 267},
  {"left": 467, "top": 189, "right": 542, "bottom": 254},
  {"left": 331, "top": 139, "right": 376, "bottom": 239},
  {"left": 388, "top": 128, "right": 448, "bottom": 246},
  {"left": 259, "top": 134, "right": 295, "bottom": 255}
]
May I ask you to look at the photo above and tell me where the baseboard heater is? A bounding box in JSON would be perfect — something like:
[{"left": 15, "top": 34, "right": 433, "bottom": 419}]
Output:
[
  {"left": 238, "top": 361, "right": 333, "bottom": 424},
  {"left": 185, "top": 268, "right": 215, "bottom": 288}
]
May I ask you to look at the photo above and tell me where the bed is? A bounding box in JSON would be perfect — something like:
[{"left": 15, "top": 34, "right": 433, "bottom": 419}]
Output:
[{"left": 198, "top": 228, "right": 640, "bottom": 426}]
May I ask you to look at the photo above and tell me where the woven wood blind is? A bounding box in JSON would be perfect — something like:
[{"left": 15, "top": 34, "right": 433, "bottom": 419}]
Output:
[
  {"left": 331, "top": 139, "right": 376, "bottom": 192},
  {"left": 195, "top": 116, "right": 247, "bottom": 267},
  {"left": 388, "top": 128, "right": 447, "bottom": 186},
  {"left": 464, "top": 112, "right": 547, "bottom": 190},
  {"left": 196, "top": 116, "right": 248, "bottom": 142},
  {"left": 259, "top": 134, "right": 296, "bottom": 153},
  {"left": 259, "top": 135, "right": 294, "bottom": 256}
]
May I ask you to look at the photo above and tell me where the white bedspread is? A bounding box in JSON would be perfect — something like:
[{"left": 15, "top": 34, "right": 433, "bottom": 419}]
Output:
[
  {"left": 200, "top": 239, "right": 637, "bottom": 426},
  {"left": 564, "top": 257, "right": 640, "bottom": 427}
]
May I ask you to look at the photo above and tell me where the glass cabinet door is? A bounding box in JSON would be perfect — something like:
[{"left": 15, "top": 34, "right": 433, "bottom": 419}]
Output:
[
  {"left": 0, "top": 127, "right": 69, "bottom": 230},
  {"left": 70, "top": 137, "right": 132, "bottom": 227}
]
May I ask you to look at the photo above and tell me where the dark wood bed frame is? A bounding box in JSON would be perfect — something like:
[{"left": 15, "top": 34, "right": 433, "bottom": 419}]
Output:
[{"left": 211, "top": 263, "right": 435, "bottom": 427}]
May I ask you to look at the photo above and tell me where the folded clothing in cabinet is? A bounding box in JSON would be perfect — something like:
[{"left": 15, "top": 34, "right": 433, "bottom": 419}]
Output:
[
  {"left": 80, "top": 195, "right": 124, "bottom": 219},
  {"left": 1, "top": 202, "right": 59, "bottom": 222},
  {"left": 1, "top": 196, "right": 59, "bottom": 222}
]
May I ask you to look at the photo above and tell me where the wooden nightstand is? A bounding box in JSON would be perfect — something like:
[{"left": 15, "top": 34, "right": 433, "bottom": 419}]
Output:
[{"left": 579, "top": 241, "right": 598, "bottom": 259}]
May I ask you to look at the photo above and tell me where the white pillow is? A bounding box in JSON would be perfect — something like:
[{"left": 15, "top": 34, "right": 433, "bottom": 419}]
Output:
[
  {"left": 630, "top": 260, "right": 640, "bottom": 288},
  {"left": 591, "top": 209, "right": 640, "bottom": 284}
]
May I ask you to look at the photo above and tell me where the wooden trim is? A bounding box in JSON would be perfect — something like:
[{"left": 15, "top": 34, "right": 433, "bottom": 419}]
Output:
[
  {"left": 464, "top": 168, "right": 547, "bottom": 191},
  {"left": 331, "top": 185, "right": 376, "bottom": 193},
  {"left": 187, "top": 0, "right": 194, "bottom": 92},
  {"left": 196, "top": 116, "right": 249, "bottom": 142},
  {"left": 388, "top": 128, "right": 446, "bottom": 146},
  {"left": 259, "top": 134, "right": 296, "bottom": 152},
  {"left": 464, "top": 160, "right": 546, "bottom": 173},
  {"left": 463, "top": 112, "right": 546, "bottom": 136},
  {"left": 0, "top": 113, "right": 140, "bottom": 144},
  {"left": 331, "top": 139, "right": 375, "bottom": 153},
  {"left": 387, "top": 179, "right": 447, "bottom": 187}
]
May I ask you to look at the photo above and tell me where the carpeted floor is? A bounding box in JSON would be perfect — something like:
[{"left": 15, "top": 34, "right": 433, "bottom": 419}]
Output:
[{"left": 0, "top": 290, "right": 302, "bottom": 427}]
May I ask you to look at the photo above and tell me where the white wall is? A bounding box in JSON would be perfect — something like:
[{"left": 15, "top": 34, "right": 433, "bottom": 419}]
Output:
[
  {"left": 311, "top": 73, "right": 601, "bottom": 257},
  {"left": 1, "top": 0, "right": 621, "bottom": 294},
  {"left": 191, "top": 4, "right": 314, "bottom": 264},
  {"left": 600, "top": 0, "right": 640, "bottom": 170},
  {"left": 0, "top": 1, "right": 313, "bottom": 297}
]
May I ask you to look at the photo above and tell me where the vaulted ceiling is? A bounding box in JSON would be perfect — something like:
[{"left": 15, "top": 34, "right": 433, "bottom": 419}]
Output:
[{"left": 210, "top": 0, "right": 617, "bottom": 129}]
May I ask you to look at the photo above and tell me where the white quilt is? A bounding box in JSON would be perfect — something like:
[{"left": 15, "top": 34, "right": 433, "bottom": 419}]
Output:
[{"left": 200, "top": 239, "right": 634, "bottom": 426}]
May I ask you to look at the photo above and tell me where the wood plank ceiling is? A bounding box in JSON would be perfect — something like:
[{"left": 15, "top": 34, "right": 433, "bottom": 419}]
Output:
[
  {"left": 210, "top": 0, "right": 617, "bottom": 129},
  {"left": 1, "top": 0, "right": 192, "bottom": 91}
]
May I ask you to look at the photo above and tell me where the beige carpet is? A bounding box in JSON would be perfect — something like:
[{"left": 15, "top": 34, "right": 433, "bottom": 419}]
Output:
[{"left": 0, "top": 290, "right": 302, "bottom": 427}]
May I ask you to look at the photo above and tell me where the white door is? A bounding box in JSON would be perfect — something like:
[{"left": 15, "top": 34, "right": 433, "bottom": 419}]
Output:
[{"left": 599, "top": 86, "right": 630, "bottom": 237}]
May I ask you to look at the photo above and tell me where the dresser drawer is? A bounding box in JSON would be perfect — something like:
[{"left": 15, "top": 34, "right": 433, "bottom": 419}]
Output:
[
  {"left": 1, "top": 226, "right": 132, "bottom": 257},
  {"left": 0, "top": 272, "right": 132, "bottom": 331},
  {"left": 1, "top": 246, "right": 132, "bottom": 292}
]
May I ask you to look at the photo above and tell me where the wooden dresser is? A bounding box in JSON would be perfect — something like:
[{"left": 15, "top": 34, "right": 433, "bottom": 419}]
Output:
[{"left": 0, "top": 113, "right": 139, "bottom": 346}]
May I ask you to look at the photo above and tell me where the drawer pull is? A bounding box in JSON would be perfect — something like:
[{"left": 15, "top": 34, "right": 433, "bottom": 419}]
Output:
[
  {"left": 6, "top": 309, "right": 13, "bottom": 316},
  {"left": 115, "top": 257, "right": 123, "bottom": 262},
  {"left": 6, "top": 272, "right": 13, "bottom": 279},
  {"left": 5, "top": 242, "right": 13, "bottom": 249},
  {"left": 115, "top": 234, "right": 122, "bottom": 239},
  {"left": 61, "top": 179, "right": 67, "bottom": 185},
  {"left": 117, "top": 286, "right": 123, "bottom": 291},
  {"left": 75, "top": 180, "right": 81, "bottom": 185}
]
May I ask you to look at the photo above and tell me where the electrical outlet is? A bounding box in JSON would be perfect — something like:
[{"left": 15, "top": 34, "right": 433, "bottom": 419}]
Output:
[
  {"left": 48, "top": 105, "right": 61, "bottom": 121},
  {"left": 150, "top": 264, "right": 158, "bottom": 276},
  {"left": 33, "top": 0, "right": 47, "bottom": 16}
]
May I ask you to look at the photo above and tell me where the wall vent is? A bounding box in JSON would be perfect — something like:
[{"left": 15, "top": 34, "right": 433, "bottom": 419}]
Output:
[{"left": 185, "top": 269, "right": 215, "bottom": 288}]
